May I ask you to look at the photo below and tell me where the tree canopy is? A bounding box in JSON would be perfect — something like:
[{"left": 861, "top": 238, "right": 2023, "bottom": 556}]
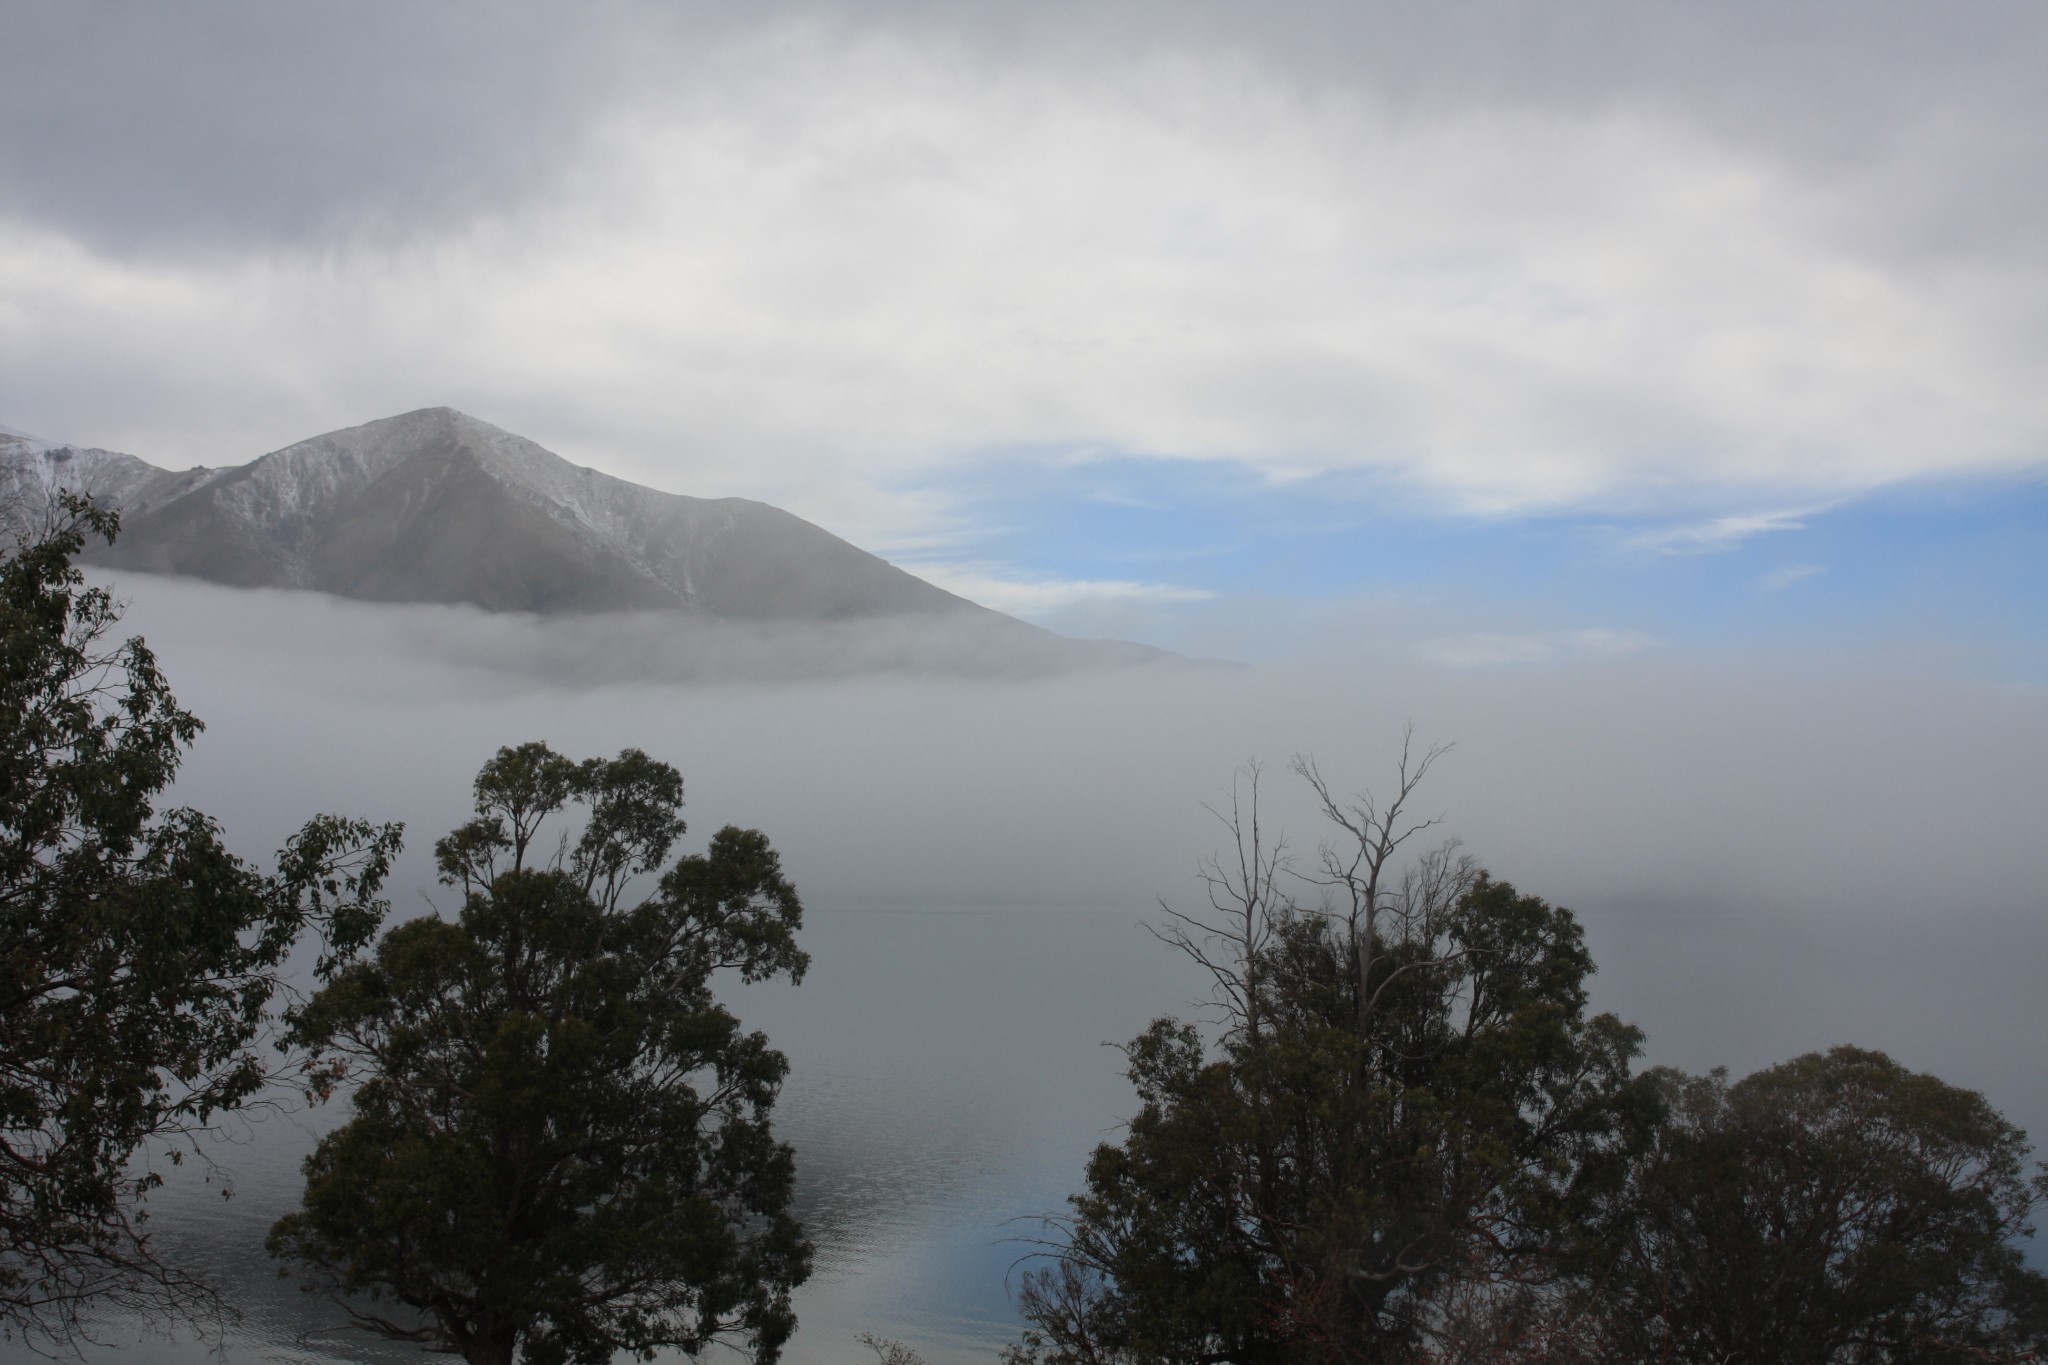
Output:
[
  {"left": 0, "top": 495, "right": 400, "bottom": 1345},
  {"left": 1589, "top": 1047, "right": 2048, "bottom": 1364},
  {"left": 1011, "top": 750, "right": 1658, "bottom": 1365},
  {"left": 1012, "top": 747, "right": 2048, "bottom": 1365},
  {"left": 269, "top": 741, "right": 812, "bottom": 1365}
]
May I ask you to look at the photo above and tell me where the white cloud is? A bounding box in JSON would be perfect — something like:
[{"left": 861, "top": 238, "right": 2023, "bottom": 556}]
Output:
[
  {"left": 904, "top": 561, "right": 1217, "bottom": 620},
  {"left": 1758, "top": 563, "right": 1827, "bottom": 592},
  {"left": 4, "top": 21, "right": 2045, "bottom": 542},
  {"left": 1623, "top": 508, "right": 1820, "bottom": 555},
  {"left": 1413, "top": 628, "right": 1658, "bottom": 669}
]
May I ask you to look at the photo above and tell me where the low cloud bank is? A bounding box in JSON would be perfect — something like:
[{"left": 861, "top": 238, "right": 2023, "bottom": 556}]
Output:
[
  {"left": 93, "top": 571, "right": 1177, "bottom": 689},
  {"left": 106, "top": 573, "right": 2048, "bottom": 1154}
]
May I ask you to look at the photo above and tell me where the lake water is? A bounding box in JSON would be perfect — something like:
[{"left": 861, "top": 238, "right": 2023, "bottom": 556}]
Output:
[
  {"left": 41, "top": 894, "right": 2048, "bottom": 1365},
  {"left": 11, "top": 905, "right": 1197, "bottom": 1365},
  {"left": 18, "top": 578, "right": 2047, "bottom": 1362}
]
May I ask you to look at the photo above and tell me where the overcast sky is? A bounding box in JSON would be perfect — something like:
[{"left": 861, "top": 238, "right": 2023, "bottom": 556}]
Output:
[
  {"left": 5, "top": 11, "right": 2045, "bottom": 1342},
  {"left": 3, "top": 0, "right": 2044, "bottom": 661}
]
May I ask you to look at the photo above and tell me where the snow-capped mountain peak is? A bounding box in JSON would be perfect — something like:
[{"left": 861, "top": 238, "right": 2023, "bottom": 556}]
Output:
[{"left": 5, "top": 408, "right": 994, "bottom": 623}]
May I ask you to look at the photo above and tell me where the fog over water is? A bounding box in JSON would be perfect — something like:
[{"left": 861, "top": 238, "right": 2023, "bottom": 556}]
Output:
[
  {"left": 21, "top": 573, "right": 2046, "bottom": 1364},
  {"left": 7, "top": 3, "right": 2043, "bottom": 1358}
]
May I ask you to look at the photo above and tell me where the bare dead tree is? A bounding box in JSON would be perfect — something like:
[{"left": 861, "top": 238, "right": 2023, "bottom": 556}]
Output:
[
  {"left": 856, "top": 1331, "right": 930, "bottom": 1365},
  {"left": 1149, "top": 737, "right": 1481, "bottom": 1049},
  {"left": 1292, "top": 724, "right": 1456, "bottom": 1035},
  {"left": 1149, "top": 759, "right": 1292, "bottom": 1047},
  {"left": 1016, "top": 735, "right": 1658, "bottom": 1365}
]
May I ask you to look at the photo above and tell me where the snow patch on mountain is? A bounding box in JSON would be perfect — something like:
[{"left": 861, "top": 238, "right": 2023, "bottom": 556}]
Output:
[
  {"left": 0, "top": 423, "right": 59, "bottom": 453},
  {"left": 0, "top": 438, "right": 193, "bottom": 514},
  {"left": 0, "top": 406, "right": 1177, "bottom": 683}
]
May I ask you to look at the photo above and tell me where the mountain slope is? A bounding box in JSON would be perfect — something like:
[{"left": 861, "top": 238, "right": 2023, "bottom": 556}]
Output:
[
  {"left": 13, "top": 408, "right": 1005, "bottom": 624},
  {"left": 0, "top": 423, "right": 221, "bottom": 520}
]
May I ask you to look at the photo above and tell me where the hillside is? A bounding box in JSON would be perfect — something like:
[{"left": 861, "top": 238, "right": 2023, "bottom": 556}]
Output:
[{"left": 30, "top": 409, "right": 991, "bottom": 620}]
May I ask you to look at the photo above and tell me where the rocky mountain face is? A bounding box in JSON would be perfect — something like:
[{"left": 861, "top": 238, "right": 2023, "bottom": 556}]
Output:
[
  {"left": 1, "top": 421, "right": 215, "bottom": 522},
  {"left": 3, "top": 409, "right": 1013, "bottom": 625}
]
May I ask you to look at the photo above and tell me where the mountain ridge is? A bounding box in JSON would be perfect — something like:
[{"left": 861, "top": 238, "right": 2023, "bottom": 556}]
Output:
[{"left": 2, "top": 408, "right": 1017, "bottom": 625}]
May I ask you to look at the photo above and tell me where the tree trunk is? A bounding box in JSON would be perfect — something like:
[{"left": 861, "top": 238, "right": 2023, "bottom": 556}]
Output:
[{"left": 466, "top": 1326, "right": 519, "bottom": 1365}]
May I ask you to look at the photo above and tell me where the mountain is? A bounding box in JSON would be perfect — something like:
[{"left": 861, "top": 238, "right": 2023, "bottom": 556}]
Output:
[
  {"left": 0, "top": 421, "right": 213, "bottom": 519},
  {"left": 1, "top": 410, "right": 1171, "bottom": 676},
  {"left": 15, "top": 408, "right": 991, "bottom": 620},
  {"left": 8, "top": 407, "right": 978, "bottom": 620}
]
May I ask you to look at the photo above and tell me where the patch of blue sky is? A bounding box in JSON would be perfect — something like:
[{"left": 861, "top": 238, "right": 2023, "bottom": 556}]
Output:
[
  {"left": 905, "top": 451, "right": 1491, "bottom": 591},
  {"left": 904, "top": 452, "right": 2046, "bottom": 674}
]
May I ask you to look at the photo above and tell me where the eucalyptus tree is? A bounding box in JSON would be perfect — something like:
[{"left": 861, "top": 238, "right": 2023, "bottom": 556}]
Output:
[
  {"left": 1012, "top": 741, "right": 2048, "bottom": 1365},
  {"left": 1012, "top": 740, "right": 1658, "bottom": 1365},
  {"left": 269, "top": 741, "right": 811, "bottom": 1365},
  {"left": 1591, "top": 1047, "right": 2048, "bottom": 1365},
  {"left": 0, "top": 494, "right": 400, "bottom": 1345}
]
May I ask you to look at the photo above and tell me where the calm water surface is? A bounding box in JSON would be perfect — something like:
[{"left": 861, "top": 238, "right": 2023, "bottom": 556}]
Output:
[{"left": 11, "top": 907, "right": 1194, "bottom": 1365}]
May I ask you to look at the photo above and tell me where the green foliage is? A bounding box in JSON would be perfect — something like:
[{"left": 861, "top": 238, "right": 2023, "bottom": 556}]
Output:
[
  {"left": 1590, "top": 1047, "right": 2048, "bottom": 1364},
  {"left": 1012, "top": 755, "right": 1656, "bottom": 1365},
  {"left": 1015, "top": 751, "right": 2048, "bottom": 1365},
  {"left": 269, "top": 740, "right": 811, "bottom": 1365},
  {"left": 0, "top": 495, "right": 400, "bottom": 1344},
  {"left": 858, "top": 1331, "right": 930, "bottom": 1365}
]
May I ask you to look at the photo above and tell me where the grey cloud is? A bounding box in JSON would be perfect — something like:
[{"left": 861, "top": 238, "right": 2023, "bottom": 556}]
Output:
[
  {"left": 6, "top": 0, "right": 2044, "bottom": 524},
  {"left": 0, "top": 1, "right": 694, "bottom": 258},
  {"left": 8, "top": 0, "right": 2044, "bottom": 262}
]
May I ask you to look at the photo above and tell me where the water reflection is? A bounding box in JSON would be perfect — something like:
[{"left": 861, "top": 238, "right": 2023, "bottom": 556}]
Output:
[
  {"left": 5, "top": 906, "right": 1193, "bottom": 1365},
  {"left": 15, "top": 888, "right": 2048, "bottom": 1361}
]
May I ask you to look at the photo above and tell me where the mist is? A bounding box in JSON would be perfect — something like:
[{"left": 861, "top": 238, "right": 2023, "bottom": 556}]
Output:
[
  {"left": 106, "top": 569, "right": 2045, "bottom": 1123},
  {"left": 75, "top": 571, "right": 2047, "bottom": 1360}
]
